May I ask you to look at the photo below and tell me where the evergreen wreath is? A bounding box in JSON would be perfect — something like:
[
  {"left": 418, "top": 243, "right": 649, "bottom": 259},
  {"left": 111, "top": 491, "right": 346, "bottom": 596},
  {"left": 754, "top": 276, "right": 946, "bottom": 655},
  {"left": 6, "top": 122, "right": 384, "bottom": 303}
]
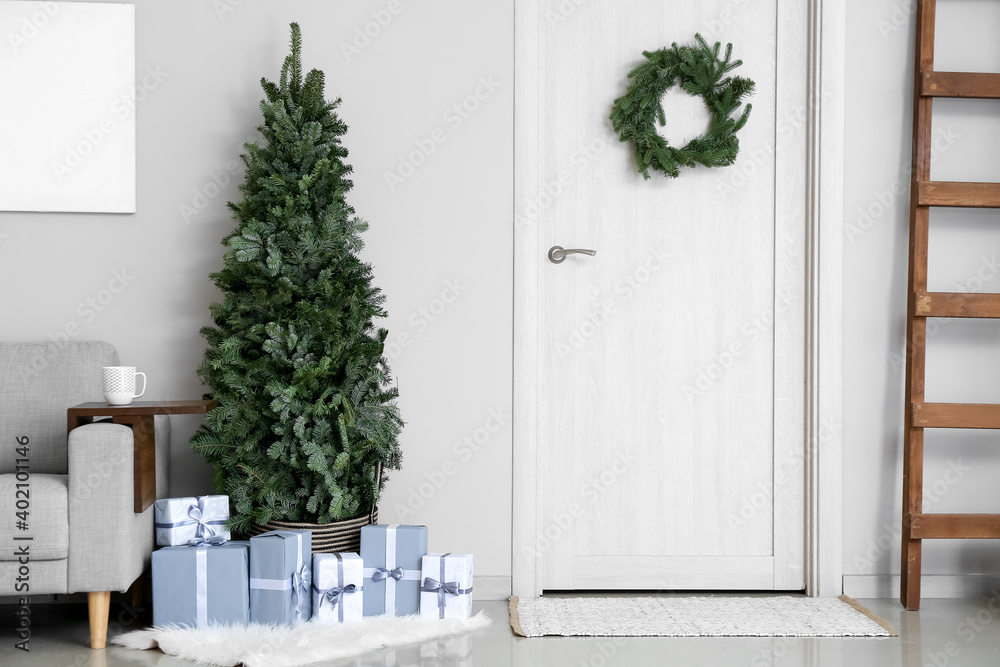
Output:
[{"left": 610, "top": 34, "right": 755, "bottom": 180}]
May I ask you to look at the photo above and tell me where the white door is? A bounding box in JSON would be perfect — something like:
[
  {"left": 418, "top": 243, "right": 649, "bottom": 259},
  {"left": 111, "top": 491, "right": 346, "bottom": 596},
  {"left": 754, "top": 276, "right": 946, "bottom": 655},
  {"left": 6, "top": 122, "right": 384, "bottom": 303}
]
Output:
[{"left": 516, "top": 0, "right": 810, "bottom": 591}]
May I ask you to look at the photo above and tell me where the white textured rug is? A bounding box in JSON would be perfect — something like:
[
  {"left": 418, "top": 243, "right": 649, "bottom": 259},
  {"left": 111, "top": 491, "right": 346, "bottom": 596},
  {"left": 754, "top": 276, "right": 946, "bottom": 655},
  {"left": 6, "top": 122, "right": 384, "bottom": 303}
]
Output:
[
  {"left": 111, "top": 612, "right": 491, "bottom": 666},
  {"left": 509, "top": 596, "right": 896, "bottom": 637}
]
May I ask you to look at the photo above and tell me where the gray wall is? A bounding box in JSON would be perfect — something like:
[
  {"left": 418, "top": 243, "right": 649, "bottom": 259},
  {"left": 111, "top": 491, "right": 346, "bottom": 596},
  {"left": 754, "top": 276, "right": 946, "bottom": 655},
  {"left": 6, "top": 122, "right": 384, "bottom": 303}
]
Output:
[
  {"left": 844, "top": 0, "right": 1000, "bottom": 583},
  {"left": 0, "top": 0, "right": 513, "bottom": 578}
]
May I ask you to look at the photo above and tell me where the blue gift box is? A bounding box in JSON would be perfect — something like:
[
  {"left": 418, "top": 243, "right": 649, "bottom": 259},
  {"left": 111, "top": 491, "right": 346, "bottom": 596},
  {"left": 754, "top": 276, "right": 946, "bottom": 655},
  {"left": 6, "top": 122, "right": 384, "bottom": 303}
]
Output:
[
  {"left": 360, "top": 524, "right": 427, "bottom": 616},
  {"left": 249, "top": 529, "right": 312, "bottom": 624},
  {"left": 151, "top": 540, "right": 249, "bottom": 627}
]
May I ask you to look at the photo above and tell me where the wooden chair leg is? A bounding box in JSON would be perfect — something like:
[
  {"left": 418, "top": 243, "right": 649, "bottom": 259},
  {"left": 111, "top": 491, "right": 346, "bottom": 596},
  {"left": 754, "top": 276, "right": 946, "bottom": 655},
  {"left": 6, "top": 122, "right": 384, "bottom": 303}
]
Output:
[{"left": 88, "top": 591, "right": 111, "bottom": 649}]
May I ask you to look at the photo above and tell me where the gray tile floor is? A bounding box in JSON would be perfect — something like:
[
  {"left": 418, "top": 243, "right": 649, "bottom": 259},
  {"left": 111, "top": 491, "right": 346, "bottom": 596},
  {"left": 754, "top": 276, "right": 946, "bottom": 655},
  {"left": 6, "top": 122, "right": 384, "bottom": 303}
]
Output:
[{"left": 1, "top": 597, "right": 999, "bottom": 666}]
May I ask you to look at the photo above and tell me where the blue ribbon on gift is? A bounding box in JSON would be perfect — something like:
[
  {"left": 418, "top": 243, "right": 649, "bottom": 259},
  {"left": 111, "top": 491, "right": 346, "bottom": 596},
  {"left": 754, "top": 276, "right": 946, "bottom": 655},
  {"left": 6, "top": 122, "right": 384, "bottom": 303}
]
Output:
[
  {"left": 313, "top": 553, "right": 361, "bottom": 622},
  {"left": 155, "top": 497, "right": 228, "bottom": 541},
  {"left": 188, "top": 534, "right": 228, "bottom": 547},
  {"left": 420, "top": 553, "right": 473, "bottom": 619}
]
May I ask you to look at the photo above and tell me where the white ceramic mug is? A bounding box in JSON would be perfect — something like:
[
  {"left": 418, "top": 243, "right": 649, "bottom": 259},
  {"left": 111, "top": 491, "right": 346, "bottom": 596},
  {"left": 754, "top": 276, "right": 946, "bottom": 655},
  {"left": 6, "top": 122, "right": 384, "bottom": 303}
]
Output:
[{"left": 102, "top": 366, "right": 146, "bottom": 406}]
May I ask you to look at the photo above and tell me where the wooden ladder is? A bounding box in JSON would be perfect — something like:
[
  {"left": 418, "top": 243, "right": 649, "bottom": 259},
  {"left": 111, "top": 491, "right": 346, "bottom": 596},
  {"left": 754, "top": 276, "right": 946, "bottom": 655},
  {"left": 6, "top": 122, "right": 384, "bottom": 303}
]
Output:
[{"left": 901, "top": 0, "right": 1000, "bottom": 610}]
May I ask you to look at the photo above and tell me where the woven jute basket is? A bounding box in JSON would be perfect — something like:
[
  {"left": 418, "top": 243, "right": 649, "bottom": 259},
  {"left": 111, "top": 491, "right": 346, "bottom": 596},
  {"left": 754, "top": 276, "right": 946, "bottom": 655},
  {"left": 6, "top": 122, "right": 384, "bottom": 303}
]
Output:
[{"left": 248, "top": 506, "right": 378, "bottom": 555}]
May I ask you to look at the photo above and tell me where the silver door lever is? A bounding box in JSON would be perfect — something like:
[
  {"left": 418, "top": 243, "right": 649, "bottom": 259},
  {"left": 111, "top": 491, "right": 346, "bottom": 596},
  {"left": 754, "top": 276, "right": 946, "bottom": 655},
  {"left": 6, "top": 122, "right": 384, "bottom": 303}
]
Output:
[{"left": 548, "top": 246, "right": 597, "bottom": 264}]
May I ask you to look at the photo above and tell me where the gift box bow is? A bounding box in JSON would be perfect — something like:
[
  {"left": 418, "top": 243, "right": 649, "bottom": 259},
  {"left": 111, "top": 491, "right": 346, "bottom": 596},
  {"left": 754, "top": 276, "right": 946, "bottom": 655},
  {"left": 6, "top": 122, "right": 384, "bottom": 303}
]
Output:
[
  {"left": 155, "top": 496, "right": 228, "bottom": 540},
  {"left": 315, "top": 583, "right": 359, "bottom": 608},
  {"left": 373, "top": 567, "right": 405, "bottom": 582}
]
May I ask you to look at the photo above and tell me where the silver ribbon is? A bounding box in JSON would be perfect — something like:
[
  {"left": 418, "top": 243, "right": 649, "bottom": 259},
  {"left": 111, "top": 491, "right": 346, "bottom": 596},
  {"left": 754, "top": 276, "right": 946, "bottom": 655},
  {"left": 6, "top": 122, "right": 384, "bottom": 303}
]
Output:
[
  {"left": 191, "top": 539, "right": 228, "bottom": 626},
  {"left": 420, "top": 553, "right": 472, "bottom": 619},
  {"left": 291, "top": 561, "right": 311, "bottom": 621},
  {"left": 372, "top": 567, "right": 404, "bottom": 582},
  {"left": 188, "top": 534, "right": 227, "bottom": 547},
  {"left": 155, "top": 496, "right": 228, "bottom": 539}
]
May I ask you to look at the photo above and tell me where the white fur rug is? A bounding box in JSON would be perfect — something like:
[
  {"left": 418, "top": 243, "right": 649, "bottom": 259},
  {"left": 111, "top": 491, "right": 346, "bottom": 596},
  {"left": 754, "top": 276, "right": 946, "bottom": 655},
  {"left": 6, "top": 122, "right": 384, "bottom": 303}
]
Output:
[{"left": 111, "top": 612, "right": 491, "bottom": 666}]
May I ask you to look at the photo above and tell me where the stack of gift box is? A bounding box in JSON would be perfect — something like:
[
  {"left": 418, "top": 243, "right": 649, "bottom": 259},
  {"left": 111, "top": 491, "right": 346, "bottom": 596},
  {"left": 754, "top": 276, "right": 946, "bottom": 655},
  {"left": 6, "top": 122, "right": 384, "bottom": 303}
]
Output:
[{"left": 151, "top": 495, "right": 473, "bottom": 626}]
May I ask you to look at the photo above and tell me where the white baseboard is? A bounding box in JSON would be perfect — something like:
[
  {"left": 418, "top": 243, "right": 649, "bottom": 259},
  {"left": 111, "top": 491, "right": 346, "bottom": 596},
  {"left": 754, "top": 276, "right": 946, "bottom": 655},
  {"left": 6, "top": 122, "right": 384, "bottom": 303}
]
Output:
[
  {"left": 844, "top": 574, "right": 1000, "bottom": 599},
  {"left": 474, "top": 575, "right": 511, "bottom": 600}
]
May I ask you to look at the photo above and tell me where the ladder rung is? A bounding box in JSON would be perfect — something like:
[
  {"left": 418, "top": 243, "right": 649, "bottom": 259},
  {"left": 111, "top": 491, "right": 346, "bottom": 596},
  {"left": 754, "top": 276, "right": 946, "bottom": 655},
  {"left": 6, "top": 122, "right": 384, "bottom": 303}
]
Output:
[
  {"left": 915, "top": 291, "right": 1000, "bottom": 318},
  {"left": 918, "top": 181, "right": 1000, "bottom": 208},
  {"left": 910, "top": 514, "right": 1000, "bottom": 539},
  {"left": 912, "top": 402, "right": 1000, "bottom": 429},
  {"left": 922, "top": 72, "right": 1000, "bottom": 99}
]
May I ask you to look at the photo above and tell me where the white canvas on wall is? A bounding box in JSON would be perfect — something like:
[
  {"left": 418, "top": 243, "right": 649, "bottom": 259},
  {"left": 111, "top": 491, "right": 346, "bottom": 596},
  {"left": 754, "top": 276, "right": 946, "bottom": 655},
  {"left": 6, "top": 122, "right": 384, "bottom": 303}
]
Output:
[{"left": 0, "top": 1, "right": 135, "bottom": 213}]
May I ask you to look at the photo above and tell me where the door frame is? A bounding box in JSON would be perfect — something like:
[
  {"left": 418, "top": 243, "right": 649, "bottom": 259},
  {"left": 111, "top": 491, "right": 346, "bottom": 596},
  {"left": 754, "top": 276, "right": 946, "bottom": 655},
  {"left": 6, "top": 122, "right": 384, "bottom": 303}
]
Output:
[{"left": 512, "top": 0, "right": 845, "bottom": 597}]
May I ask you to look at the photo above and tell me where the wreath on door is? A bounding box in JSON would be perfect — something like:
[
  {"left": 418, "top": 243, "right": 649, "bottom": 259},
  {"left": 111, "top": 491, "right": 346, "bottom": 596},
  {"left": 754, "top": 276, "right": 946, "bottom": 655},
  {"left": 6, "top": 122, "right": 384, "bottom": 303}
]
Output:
[{"left": 610, "top": 34, "right": 755, "bottom": 180}]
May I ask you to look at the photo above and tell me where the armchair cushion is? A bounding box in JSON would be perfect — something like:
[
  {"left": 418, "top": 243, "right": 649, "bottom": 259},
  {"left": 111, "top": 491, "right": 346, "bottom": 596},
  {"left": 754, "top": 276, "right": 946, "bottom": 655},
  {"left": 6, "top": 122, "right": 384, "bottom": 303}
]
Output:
[
  {"left": 0, "top": 474, "right": 68, "bottom": 561},
  {"left": 68, "top": 422, "right": 154, "bottom": 593},
  {"left": 0, "top": 341, "right": 118, "bottom": 474}
]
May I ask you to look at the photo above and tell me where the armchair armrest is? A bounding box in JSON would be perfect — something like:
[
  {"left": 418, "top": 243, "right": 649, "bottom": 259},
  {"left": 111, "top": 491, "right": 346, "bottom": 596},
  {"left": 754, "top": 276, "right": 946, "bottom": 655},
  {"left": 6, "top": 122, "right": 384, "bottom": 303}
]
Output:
[{"left": 66, "top": 420, "right": 168, "bottom": 593}]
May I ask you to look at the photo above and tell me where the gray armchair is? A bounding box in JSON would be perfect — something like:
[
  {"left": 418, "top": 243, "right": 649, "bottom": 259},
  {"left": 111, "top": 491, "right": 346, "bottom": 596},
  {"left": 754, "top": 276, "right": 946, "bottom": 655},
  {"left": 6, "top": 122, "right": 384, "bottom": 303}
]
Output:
[{"left": 0, "top": 341, "right": 169, "bottom": 648}]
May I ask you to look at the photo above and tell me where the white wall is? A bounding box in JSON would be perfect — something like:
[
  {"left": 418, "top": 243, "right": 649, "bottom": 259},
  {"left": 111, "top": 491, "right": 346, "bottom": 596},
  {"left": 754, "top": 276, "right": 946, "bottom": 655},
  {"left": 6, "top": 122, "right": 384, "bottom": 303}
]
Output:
[
  {"left": 0, "top": 0, "right": 513, "bottom": 579},
  {"left": 844, "top": 0, "right": 1000, "bottom": 585}
]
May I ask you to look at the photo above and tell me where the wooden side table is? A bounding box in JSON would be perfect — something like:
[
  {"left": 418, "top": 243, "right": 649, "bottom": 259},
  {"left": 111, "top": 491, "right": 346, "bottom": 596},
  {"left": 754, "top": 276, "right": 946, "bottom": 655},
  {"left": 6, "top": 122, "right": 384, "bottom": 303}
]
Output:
[{"left": 67, "top": 400, "right": 217, "bottom": 513}]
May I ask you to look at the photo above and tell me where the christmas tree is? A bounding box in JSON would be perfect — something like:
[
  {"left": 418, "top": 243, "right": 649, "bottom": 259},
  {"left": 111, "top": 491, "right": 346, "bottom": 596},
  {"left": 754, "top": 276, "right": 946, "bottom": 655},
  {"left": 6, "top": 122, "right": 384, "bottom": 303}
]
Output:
[{"left": 191, "top": 23, "right": 402, "bottom": 533}]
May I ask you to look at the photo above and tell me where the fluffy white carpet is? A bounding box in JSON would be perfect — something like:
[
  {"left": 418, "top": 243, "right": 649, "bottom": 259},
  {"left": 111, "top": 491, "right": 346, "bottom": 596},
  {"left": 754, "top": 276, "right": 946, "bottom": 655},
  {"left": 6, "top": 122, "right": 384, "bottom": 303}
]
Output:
[
  {"left": 111, "top": 612, "right": 491, "bottom": 666},
  {"left": 509, "top": 595, "right": 896, "bottom": 637}
]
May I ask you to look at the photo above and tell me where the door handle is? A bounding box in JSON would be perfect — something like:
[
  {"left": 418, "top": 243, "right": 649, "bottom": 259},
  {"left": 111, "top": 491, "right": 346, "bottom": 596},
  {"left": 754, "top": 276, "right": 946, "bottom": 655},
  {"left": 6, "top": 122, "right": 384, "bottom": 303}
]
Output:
[{"left": 548, "top": 246, "right": 597, "bottom": 264}]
